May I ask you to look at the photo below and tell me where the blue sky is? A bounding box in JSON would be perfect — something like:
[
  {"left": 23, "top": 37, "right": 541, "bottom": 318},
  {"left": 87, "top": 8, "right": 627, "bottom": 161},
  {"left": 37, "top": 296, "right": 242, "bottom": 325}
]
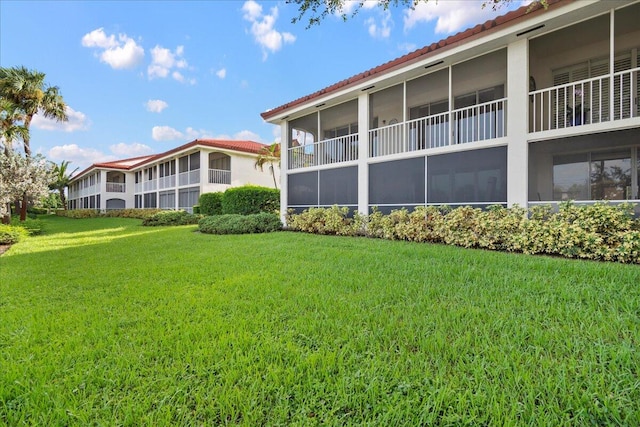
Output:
[{"left": 0, "top": 0, "right": 523, "bottom": 171}]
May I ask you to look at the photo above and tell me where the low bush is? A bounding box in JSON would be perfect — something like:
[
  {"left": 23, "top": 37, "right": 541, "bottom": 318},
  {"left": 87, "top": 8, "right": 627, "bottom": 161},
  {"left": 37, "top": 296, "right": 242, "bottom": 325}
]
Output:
[
  {"left": 222, "top": 186, "right": 279, "bottom": 215},
  {"left": 199, "top": 192, "right": 224, "bottom": 215},
  {"left": 287, "top": 202, "right": 640, "bottom": 264},
  {"left": 103, "top": 209, "right": 163, "bottom": 219},
  {"left": 142, "top": 210, "right": 201, "bottom": 227},
  {"left": 27, "top": 207, "right": 49, "bottom": 215},
  {"left": 55, "top": 209, "right": 100, "bottom": 219},
  {"left": 10, "top": 217, "right": 45, "bottom": 236},
  {"left": 198, "top": 212, "right": 282, "bottom": 235},
  {"left": 0, "top": 224, "right": 28, "bottom": 245}
]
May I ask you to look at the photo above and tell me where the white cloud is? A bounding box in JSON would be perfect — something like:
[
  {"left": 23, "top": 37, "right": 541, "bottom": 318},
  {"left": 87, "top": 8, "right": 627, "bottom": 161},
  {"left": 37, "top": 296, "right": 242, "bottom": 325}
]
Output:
[
  {"left": 109, "top": 142, "right": 153, "bottom": 157},
  {"left": 232, "top": 130, "right": 263, "bottom": 141},
  {"left": 366, "top": 10, "right": 392, "bottom": 39},
  {"left": 216, "top": 68, "right": 227, "bottom": 79},
  {"left": 339, "top": 0, "right": 378, "bottom": 15},
  {"left": 148, "top": 45, "right": 193, "bottom": 83},
  {"left": 145, "top": 99, "right": 168, "bottom": 113},
  {"left": 242, "top": 0, "right": 296, "bottom": 60},
  {"left": 81, "top": 28, "right": 144, "bottom": 69},
  {"left": 151, "top": 125, "right": 213, "bottom": 142},
  {"left": 48, "top": 144, "right": 115, "bottom": 168},
  {"left": 31, "top": 106, "right": 90, "bottom": 132},
  {"left": 404, "top": 0, "right": 509, "bottom": 34},
  {"left": 398, "top": 42, "right": 418, "bottom": 53}
]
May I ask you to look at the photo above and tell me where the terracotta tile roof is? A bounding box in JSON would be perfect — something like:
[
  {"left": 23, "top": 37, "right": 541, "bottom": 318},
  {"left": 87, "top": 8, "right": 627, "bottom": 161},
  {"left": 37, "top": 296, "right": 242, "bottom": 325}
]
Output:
[
  {"left": 260, "top": 0, "right": 565, "bottom": 121},
  {"left": 70, "top": 139, "right": 268, "bottom": 182},
  {"left": 72, "top": 155, "right": 155, "bottom": 180}
]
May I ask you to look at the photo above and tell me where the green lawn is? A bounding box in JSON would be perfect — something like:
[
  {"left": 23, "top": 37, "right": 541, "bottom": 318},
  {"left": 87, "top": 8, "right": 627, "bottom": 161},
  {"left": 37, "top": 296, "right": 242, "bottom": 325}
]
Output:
[{"left": 1, "top": 216, "right": 639, "bottom": 425}]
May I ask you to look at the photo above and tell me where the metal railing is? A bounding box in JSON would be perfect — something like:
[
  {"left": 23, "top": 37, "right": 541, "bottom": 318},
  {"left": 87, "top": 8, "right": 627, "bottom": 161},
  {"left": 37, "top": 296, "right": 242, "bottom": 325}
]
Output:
[
  {"left": 158, "top": 175, "right": 176, "bottom": 189},
  {"left": 288, "top": 133, "right": 358, "bottom": 170},
  {"left": 208, "top": 169, "right": 231, "bottom": 184},
  {"left": 143, "top": 179, "right": 157, "bottom": 192},
  {"left": 179, "top": 170, "right": 200, "bottom": 186},
  {"left": 530, "top": 67, "right": 639, "bottom": 133},
  {"left": 452, "top": 98, "right": 506, "bottom": 144},
  {"left": 369, "top": 99, "right": 505, "bottom": 158},
  {"left": 106, "top": 182, "right": 125, "bottom": 193}
]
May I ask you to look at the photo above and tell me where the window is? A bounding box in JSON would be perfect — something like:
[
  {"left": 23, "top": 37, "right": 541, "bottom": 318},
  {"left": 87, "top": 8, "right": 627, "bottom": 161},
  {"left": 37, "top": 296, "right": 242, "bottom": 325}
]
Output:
[
  {"left": 552, "top": 148, "right": 636, "bottom": 201},
  {"left": 427, "top": 146, "right": 507, "bottom": 206},
  {"left": 144, "top": 192, "right": 157, "bottom": 208},
  {"left": 159, "top": 160, "right": 176, "bottom": 177},
  {"left": 159, "top": 190, "right": 176, "bottom": 209},
  {"left": 209, "top": 153, "right": 231, "bottom": 170},
  {"left": 553, "top": 154, "right": 589, "bottom": 201},
  {"left": 178, "top": 187, "right": 199, "bottom": 212}
]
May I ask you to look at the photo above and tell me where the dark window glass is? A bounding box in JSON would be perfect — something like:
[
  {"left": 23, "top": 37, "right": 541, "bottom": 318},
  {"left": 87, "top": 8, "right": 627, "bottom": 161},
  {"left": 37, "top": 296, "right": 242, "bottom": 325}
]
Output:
[
  {"left": 427, "top": 146, "right": 507, "bottom": 204},
  {"left": 190, "top": 153, "right": 200, "bottom": 170},
  {"left": 319, "top": 167, "right": 357, "bottom": 205},
  {"left": 369, "top": 158, "right": 425, "bottom": 205},
  {"left": 288, "top": 171, "right": 318, "bottom": 206},
  {"left": 179, "top": 156, "right": 189, "bottom": 173}
]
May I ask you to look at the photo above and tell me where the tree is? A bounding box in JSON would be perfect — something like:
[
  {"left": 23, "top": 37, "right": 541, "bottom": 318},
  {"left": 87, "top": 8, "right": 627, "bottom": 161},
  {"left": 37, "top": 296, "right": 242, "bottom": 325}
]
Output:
[
  {"left": 254, "top": 143, "right": 281, "bottom": 189},
  {"left": 0, "top": 151, "right": 55, "bottom": 221},
  {"left": 288, "top": 0, "right": 546, "bottom": 28},
  {"left": 0, "top": 66, "right": 68, "bottom": 220},
  {"left": 50, "top": 160, "right": 78, "bottom": 210},
  {"left": 0, "top": 99, "right": 28, "bottom": 156}
]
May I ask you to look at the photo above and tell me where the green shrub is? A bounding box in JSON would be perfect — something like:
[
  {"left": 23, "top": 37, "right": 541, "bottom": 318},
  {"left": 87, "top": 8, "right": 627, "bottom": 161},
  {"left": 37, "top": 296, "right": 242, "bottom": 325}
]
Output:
[
  {"left": 199, "top": 192, "right": 224, "bottom": 215},
  {"left": 142, "top": 210, "right": 201, "bottom": 227},
  {"left": 10, "top": 217, "right": 45, "bottom": 236},
  {"left": 55, "top": 209, "right": 100, "bottom": 219},
  {"left": 27, "top": 207, "right": 48, "bottom": 215},
  {"left": 192, "top": 205, "right": 200, "bottom": 214},
  {"left": 222, "top": 186, "right": 279, "bottom": 215},
  {"left": 198, "top": 212, "right": 282, "bottom": 235},
  {"left": 0, "top": 224, "right": 29, "bottom": 245},
  {"left": 287, "top": 202, "right": 640, "bottom": 264},
  {"left": 103, "top": 209, "right": 163, "bottom": 219}
]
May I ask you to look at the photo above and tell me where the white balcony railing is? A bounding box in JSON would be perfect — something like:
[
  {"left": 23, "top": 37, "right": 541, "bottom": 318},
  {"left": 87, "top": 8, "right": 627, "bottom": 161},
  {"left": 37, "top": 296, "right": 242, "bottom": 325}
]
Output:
[
  {"left": 179, "top": 170, "right": 200, "bottom": 186},
  {"left": 288, "top": 134, "right": 358, "bottom": 170},
  {"left": 158, "top": 175, "right": 176, "bottom": 189},
  {"left": 209, "top": 169, "right": 231, "bottom": 184},
  {"left": 369, "top": 99, "right": 505, "bottom": 158},
  {"left": 369, "top": 121, "right": 404, "bottom": 157},
  {"left": 452, "top": 98, "right": 506, "bottom": 144},
  {"left": 106, "top": 182, "right": 125, "bottom": 193},
  {"left": 143, "top": 179, "right": 157, "bottom": 192},
  {"left": 530, "top": 67, "right": 639, "bottom": 133},
  {"left": 134, "top": 182, "right": 142, "bottom": 193}
]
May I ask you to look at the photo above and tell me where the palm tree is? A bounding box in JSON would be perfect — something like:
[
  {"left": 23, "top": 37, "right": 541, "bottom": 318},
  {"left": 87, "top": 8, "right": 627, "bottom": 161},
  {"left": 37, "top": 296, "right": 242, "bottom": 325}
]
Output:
[
  {"left": 0, "top": 99, "right": 28, "bottom": 156},
  {"left": 254, "top": 143, "right": 281, "bottom": 189},
  {"left": 50, "top": 160, "right": 78, "bottom": 210},
  {"left": 0, "top": 66, "right": 68, "bottom": 219}
]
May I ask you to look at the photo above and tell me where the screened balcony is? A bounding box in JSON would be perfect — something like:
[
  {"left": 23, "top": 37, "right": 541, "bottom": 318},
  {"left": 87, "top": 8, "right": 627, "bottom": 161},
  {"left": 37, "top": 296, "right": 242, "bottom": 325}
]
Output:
[
  {"left": 529, "top": 5, "right": 640, "bottom": 134},
  {"left": 209, "top": 152, "right": 231, "bottom": 184},
  {"left": 106, "top": 171, "right": 125, "bottom": 193},
  {"left": 369, "top": 49, "right": 507, "bottom": 158},
  {"left": 288, "top": 100, "right": 358, "bottom": 170}
]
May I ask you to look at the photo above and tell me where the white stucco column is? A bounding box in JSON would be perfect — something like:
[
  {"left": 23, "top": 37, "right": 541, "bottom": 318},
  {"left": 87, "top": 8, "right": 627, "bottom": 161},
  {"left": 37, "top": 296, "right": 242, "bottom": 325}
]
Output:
[
  {"left": 357, "top": 93, "right": 369, "bottom": 215},
  {"left": 506, "top": 38, "right": 529, "bottom": 207},
  {"left": 280, "top": 121, "right": 289, "bottom": 223}
]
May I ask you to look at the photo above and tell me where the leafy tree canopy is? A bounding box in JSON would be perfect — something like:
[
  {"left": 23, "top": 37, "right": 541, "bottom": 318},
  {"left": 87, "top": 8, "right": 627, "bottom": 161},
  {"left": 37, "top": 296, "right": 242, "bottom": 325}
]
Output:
[{"left": 288, "top": 0, "right": 545, "bottom": 28}]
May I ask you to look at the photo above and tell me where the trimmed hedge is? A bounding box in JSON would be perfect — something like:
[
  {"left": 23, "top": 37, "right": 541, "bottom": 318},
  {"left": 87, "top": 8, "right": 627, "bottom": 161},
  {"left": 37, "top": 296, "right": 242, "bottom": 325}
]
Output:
[
  {"left": 56, "top": 209, "right": 163, "bottom": 220},
  {"left": 199, "top": 192, "right": 224, "bottom": 215},
  {"left": 222, "top": 186, "right": 279, "bottom": 215},
  {"left": 287, "top": 202, "right": 640, "bottom": 264},
  {"left": 142, "top": 210, "right": 201, "bottom": 227},
  {"left": 0, "top": 224, "right": 29, "bottom": 245},
  {"left": 198, "top": 213, "right": 282, "bottom": 235}
]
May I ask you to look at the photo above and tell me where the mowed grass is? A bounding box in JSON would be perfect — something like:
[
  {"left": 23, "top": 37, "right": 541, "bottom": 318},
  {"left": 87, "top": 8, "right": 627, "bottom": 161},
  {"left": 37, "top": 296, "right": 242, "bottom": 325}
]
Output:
[{"left": 1, "top": 216, "right": 639, "bottom": 426}]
